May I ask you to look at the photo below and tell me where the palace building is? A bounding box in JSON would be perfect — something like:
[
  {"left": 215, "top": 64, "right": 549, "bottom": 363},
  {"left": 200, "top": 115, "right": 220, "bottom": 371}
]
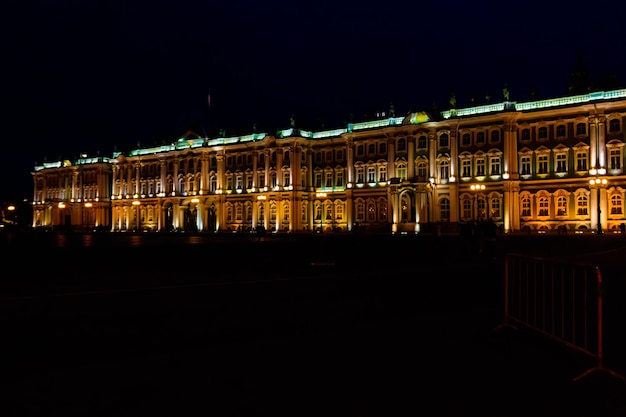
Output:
[{"left": 32, "top": 88, "right": 626, "bottom": 234}]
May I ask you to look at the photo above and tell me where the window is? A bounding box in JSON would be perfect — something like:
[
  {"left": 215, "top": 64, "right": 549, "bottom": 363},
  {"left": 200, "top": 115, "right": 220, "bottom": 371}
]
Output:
[
  {"left": 367, "top": 166, "right": 376, "bottom": 183},
  {"left": 378, "top": 166, "right": 386, "bottom": 182},
  {"left": 417, "top": 136, "right": 427, "bottom": 149},
  {"left": 356, "top": 167, "right": 364, "bottom": 183},
  {"left": 397, "top": 138, "right": 406, "bottom": 152},
  {"left": 439, "top": 134, "right": 449, "bottom": 148},
  {"left": 336, "top": 171, "right": 344, "bottom": 187},
  {"left": 609, "top": 119, "right": 621, "bottom": 133},
  {"left": 315, "top": 172, "right": 322, "bottom": 188},
  {"left": 440, "top": 198, "right": 450, "bottom": 220},
  {"left": 368, "top": 144, "right": 376, "bottom": 154},
  {"left": 538, "top": 197, "right": 549, "bottom": 216},
  {"left": 326, "top": 151, "right": 332, "bottom": 162},
  {"left": 521, "top": 129, "right": 530, "bottom": 142},
  {"left": 462, "top": 133, "right": 471, "bottom": 146},
  {"left": 417, "top": 161, "right": 428, "bottom": 179},
  {"left": 336, "top": 204, "right": 344, "bottom": 220},
  {"left": 283, "top": 172, "right": 290, "bottom": 187},
  {"left": 439, "top": 160, "right": 449, "bottom": 180},
  {"left": 258, "top": 172, "right": 265, "bottom": 188},
  {"left": 476, "top": 158, "right": 485, "bottom": 176},
  {"left": 538, "top": 127, "right": 548, "bottom": 140},
  {"left": 367, "top": 202, "right": 376, "bottom": 222},
  {"left": 336, "top": 150, "right": 344, "bottom": 161},
  {"left": 576, "top": 152, "right": 588, "bottom": 171},
  {"left": 356, "top": 145, "right": 364, "bottom": 157},
  {"left": 556, "top": 196, "right": 567, "bottom": 216},
  {"left": 520, "top": 156, "right": 531, "bottom": 175},
  {"left": 463, "top": 199, "right": 472, "bottom": 219},
  {"left": 490, "top": 157, "right": 500, "bottom": 175},
  {"left": 476, "top": 132, "right": 485, "bottom": 145},
  {"left": 355, "top": 202, "right": 365, "bottom": 222},
  {"left": 521, "top": 197, "right": 531, "bottom": 217},
  {"left": 610, "top": 149, "right": 621, "bottom": 170},
  {"left": 490, "top": 130, "right": 500, "bottom": 143},
  {"left": 611, "top": 195, "right": 623, "bottom": 215},
  {"left": 379, "top": 143, "right": 386, "bottom": 154},
  {"left": 461, "top": 159, "right": 471, "bottom": 177},
  {"left": 556, "top": 154, "right": 567, "bottom": 172},
  {"left": 397, "top": 164, "right": 407, "bottom": 181},
  {"left": 576, "top": 123, "right": 587, "bottom": 136},
  {"left": 325, "top": 172, "right": 333, "bottom": 187},
  {"left": 556, "top": 125, "right": 566, "bottom": 138},
  {"left": 490, "top": 197, "right": 501, "bottom": 218},
  {"left": 577, "top": 195, "right": 588, "bottom": 215},
  {"left": 537, "top": 155, "right": 548, "bottom": 174}
]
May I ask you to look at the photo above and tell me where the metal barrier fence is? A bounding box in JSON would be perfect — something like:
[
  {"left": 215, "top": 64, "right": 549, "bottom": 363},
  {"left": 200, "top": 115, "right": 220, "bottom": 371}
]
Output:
[{"left": 501, "top": 253, "right": 625, "bottom": 382}]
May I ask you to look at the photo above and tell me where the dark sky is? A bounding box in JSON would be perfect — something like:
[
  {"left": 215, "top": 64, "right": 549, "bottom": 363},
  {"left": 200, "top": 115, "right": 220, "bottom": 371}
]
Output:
[{"left": 2, "top": 0, "right": 626, "bottom": 202}]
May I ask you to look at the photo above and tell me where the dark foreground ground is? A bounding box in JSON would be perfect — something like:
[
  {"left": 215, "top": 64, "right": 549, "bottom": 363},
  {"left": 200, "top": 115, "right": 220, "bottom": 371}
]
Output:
[{"left": 1, "top": 231, "right": 626, "bottom": 416}]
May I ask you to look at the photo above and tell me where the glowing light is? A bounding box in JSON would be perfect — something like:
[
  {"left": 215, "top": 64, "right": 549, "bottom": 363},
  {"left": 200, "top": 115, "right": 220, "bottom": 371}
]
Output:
[
  {"left": 132, "top": 200, "right": 140, "bottom": 206},
  {"left": 84, "top": 202, "right": 93, "bottom": 207}
]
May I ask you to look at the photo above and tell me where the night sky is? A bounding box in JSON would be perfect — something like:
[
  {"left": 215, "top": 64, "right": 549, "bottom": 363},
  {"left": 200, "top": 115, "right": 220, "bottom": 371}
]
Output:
[{"left": 3, "top": 0, "right": 626, "bottom": 202}]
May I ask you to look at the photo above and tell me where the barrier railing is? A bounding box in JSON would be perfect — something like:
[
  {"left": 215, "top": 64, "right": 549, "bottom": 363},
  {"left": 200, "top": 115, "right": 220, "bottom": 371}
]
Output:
[{"left": 500, "top": 253, "right": 625, "bottom": 382}]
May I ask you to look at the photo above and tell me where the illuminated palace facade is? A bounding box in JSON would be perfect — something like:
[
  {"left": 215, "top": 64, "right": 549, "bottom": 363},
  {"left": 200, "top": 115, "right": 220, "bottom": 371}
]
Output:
[{"left": 32, "top": 89, "right": 626, "bottom": 234}]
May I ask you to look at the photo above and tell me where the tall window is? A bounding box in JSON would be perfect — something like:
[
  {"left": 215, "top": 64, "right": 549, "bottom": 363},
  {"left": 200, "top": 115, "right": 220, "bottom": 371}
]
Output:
[
  {"left": 611, "top": 195, "right": 623, "bottom": 215},
  {"left": 556, "top": 196, "right": 567, "bottom": 216},
  {"left": 537, "top": 155, "right": 548, "bottom": 174},
  {"left": 439, "top": 134, "right": 449, "bottom": 148},
  {"left": 490, "top": 156, "right": 500, "bottom": 175},
  {"left": 538, "top": 197, "right": 549, "bottom": 216},
  {"left": 440, "top": 198, "right": 450, "bottom": 220},
  {"left": 520, "top": 156, "right": 531, "bottom": 175},
  {"left": 336, "top": 171, "right": 344, "bottom": 187},
  {"left": 325, "top": 172, "right": 333, "bottom": 187},
  {"left": 417, "top": 135, "right": 427, "bottom": 149},
  {"left": 556, "top": 153, "right": 567, "bottom": 172},
  {"left": 315, "top": 172, "right": 322, "bottom": 188},
  {"left": 462, "top": 159, "right": 471, "bottom": 177},
  {"left": 367, "top": 166, "right": 376, "bottom": 182},
  {"left": 378, "top": 166, "right": 387, "bottom": 182},
  {"left": 463, "top": 199, "right": 472, "bottom": 219},
  {"left": 490, "top": 197, "right": 501, "bottom": 218},
  {"left": 521, "top": 197, "right": 531, "bottom": 217},
  {"left": 417, "top": 161, "right": 428, "bottom": 179},
  {"left": 397, "top": 164, "right": 407, "bottom": 181},
  {"left": 356, "top": 167, "right": 364, "bottom": 183},
  {"left": 439, "top": 160, "right": 449, "bottom": 180},
  {"left": 577, "top": 195, "right": 588, "bottom": 215},
  {"left": 476, "top": 158, "right": 485, "bottom": 176},
  {"left": 576, "top": 152, "right": 588, "bottom": 171},
  {"left": 610, "top": 149, "right": 621, "bottom": 170}
]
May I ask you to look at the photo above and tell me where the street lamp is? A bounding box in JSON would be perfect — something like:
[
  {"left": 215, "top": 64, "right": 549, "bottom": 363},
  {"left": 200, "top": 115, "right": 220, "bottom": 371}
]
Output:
[{"left": 470, "top": 184, "right": 486, "bottom": 221}]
